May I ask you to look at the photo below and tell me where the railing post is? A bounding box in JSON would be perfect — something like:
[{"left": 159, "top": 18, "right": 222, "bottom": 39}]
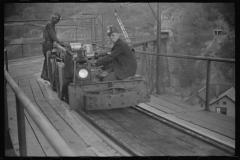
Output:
[
  {"left": 205, "top": 60, "right": 211, "bottom": 111},
  {"left": 95, "top": 17, "right": 97, "bottom": 42},
  {"left": 22, "top": 43, "right": 24, "bottom": 58},
  {"left": 76, "top": 26, "right": 78, "bottom": 42},
  {"left": 4, "top": 74, "right": 9, "bottom": 137},
  {"left": 16, "top": 95, "right": 27, "bottom": 156},
  {"left": 156, "top": 3, "right": 162, "bottom": 94},
  {"left": 5, "top": 49, "right": 8, "bottom": 71},
  {"left": 4, "top": 49, "right": 9, "bottom": 137},
  {"left": 102, "top": 13, "right": 105, "bottom": 47},
  {"left": 91, "top": 18, "right": 93, "bottom": 44}
]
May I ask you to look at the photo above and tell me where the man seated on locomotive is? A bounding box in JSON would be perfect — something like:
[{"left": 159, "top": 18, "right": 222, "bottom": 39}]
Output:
[
  {"left": 41, "top": 12, "right": 64, "bottom": 80},
  {"left": 91, "top": 25, "right": 137, "bottom": 81}
]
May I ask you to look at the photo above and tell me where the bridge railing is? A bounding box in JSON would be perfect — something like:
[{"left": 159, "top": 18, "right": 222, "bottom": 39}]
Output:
[
  {"left": 96, "top": 42, "right": 235, "bottom": 112},
  {"left": 134, "top": 47, "right": 235, "bottom": 112},
  {"left": 4, "top": 35, "right": 154, "bottom": 60},
  {"left": 4, "top": 49, "right": 77, "bottom": 156}
]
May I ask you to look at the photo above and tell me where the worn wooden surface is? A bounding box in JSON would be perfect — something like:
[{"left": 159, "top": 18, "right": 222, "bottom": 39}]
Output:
[
  {"left": 6, "top": 58, "right": 120, "bottom": 156},
  {"left": 6, "top": 56, "right": 235, "bottom": 156},
  {"left": 152, "top": 94, "right": 235, "bottom": 136},
  {"left": 83, "top": 107, "right": 232, "bottom": 156},
  {"left": 138, "top": 94, "right": 235, "bottom": 150}
]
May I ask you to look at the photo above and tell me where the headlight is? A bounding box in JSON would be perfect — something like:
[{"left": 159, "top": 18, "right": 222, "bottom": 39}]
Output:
[{"left": 76, "top": 68, "right": 89, "bottom": 79}]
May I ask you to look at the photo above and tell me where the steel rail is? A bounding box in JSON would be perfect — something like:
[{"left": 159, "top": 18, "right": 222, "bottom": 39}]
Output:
[
  {"left": 4, "top": 70, "right": 77, "bottom": 156},
  {"left": 133, "top": 105, "right": 235, "bottom": 152},
  {"left": 72, "top": 110, "right": 139, "bottom": 156}
]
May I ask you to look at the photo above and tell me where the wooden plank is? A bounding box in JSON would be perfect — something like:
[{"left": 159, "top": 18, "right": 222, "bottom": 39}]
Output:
[
  {"left": 84, "top": 110, "right": 163, "bottom": 156},
  {"left": 119, "top": 107, "right": 231, "bottom": 156},
  {"left": 24, "top": 114, "right": 46, "bottom": 156},
  {"left": 150, "top": 95, "right": 191, "bottom": 113},
  {"left": 155, "top": 94, "right": 235, "bottom": 124},
  {"left": 18, "top": 80, "right": 58, "bottom": 156},
  {"left": 9, "top": 67, "right": 42, "bottom": 79},
  {"left": 37, "top": 79, "right": 121, "bottom": 156},
  {"left": 172, "top": 112, "right": 235, "bottom": 139},
  {"left": 198, "top": 110, "right": 235, "bottom": 124},
  {"left": 182, "top": 111, "right": 235, "bottom": 132},
  {"left": 154, "top": 94, "right": 205, "bottom": 111},
  {"left": 137, "top": 103, "right": 235, "bottom": 149},
  {"left": 29, "top": 79, "right": 96, "bottom": 156},
  {"left": 146, "top": 101, "right": 176, "bottom": 114},
  {"left": 7, "top": 56, "right": 43, "bottom": 69},
  {"left": 14, "top": 74, "right": 41, "bottom": 83},
  {"left": 102, "top": 109, "right": 198, "bottom": 156},
  {"left": 7, "top": 82, "right": 45, "bottom": 156},
  {"left": 24, "top": 107, "right": 58, "bottom": 156},
  {"left": 8, "top": 61, "right": 43, "bottom": 70},
  {"left": 149, "top": 96, "right": 235, "bottom": 132}
]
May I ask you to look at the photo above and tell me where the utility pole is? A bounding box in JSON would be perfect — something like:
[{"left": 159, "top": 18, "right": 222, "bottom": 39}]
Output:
[{"left": 156, "top": 3, "right": 163, "bottom": 94}]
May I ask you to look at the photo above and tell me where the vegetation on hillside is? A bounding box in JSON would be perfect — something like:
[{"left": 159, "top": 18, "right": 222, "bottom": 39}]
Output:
[{"left": 4, "top": 3, "right": 235, "bottom": 86}]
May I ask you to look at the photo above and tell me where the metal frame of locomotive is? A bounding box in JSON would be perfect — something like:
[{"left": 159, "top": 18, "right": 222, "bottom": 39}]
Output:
[{"left": 46, "top": 42, "right": 150, "bottom": 111}]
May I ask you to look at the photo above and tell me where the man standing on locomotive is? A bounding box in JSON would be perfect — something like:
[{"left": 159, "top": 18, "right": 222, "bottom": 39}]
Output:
[
  {"left": 92, "top": 25, "right": 137, "bottom": 81},
  {"left": 41, "top": 12, "right": 63, "bottom": 81}
]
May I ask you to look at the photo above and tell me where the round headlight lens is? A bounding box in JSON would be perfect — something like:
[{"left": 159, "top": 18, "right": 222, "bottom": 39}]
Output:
[{"left": 78, "top": 69, "right": 89, "bottom": 79}]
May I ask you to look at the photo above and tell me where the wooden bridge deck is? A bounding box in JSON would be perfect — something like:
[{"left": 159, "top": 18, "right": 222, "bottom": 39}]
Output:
[{"left": 5, "top": 56, "right": 235, "bottom": 156}]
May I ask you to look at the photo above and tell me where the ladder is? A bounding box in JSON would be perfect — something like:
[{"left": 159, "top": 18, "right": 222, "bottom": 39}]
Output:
[{"left": 113, "top": 10, "right": 134, "bottom": 50}]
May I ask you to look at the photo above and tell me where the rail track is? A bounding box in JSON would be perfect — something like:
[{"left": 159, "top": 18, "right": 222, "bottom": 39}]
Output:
[
  {"left": 5, "top": 50, "right": 234, "bottom": 156},
  {"left": 75, "top": 106, "right": 234, "bottom": 156}
]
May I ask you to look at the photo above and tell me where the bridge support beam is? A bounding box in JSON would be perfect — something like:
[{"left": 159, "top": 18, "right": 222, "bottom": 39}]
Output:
[{"left": 156, "top": 3, "right": 164, "bottom": 94}]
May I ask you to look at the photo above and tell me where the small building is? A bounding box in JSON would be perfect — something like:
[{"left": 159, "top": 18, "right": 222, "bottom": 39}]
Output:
[
  {"left": 185, "top": 84, "right": 235, "bottom": 117},
  {"left": 209, "top": 87, "right": 235, "bottom": 117}
]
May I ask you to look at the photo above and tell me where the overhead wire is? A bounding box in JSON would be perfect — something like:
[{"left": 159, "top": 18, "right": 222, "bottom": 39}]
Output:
[{"left": 148, "top": 3, "right": 158, "bottom": 21}]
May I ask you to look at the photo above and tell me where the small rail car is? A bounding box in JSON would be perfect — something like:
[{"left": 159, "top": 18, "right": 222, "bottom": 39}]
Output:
[{"left": 45, "top": 42, "right": 150, "bottom": 111}]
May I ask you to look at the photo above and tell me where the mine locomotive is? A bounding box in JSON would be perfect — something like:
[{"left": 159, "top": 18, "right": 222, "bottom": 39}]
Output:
[{"left": 46, "top": 42, "right": 150, "bottom": 111}]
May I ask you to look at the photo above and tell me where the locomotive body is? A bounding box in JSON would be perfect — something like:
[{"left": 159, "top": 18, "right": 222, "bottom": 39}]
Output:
[{"left": 46, "top": 42, "right": 150, "bottom": 111}]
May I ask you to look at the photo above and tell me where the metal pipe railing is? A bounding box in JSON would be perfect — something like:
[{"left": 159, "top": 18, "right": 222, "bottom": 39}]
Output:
[
  {"left": 205, "top": 60, "right": 211, "bottom": 111},
  {"left": 135, "top": 50, "right": 235, "bottom": 111},
  {"left": 135, "top": 51, "right": 235, "bottom": 63},
  {"left": 4, "top": 49, "right": 9, "bottom": 139},
  {"left": 4, "top": 16, "right": 95, "bottom": 23},
  {"left": 15, "top": 94, "right": 27, "bottom": 156},
  {"left": 4, "top": 61, "right": 77, "bottom": 156}
]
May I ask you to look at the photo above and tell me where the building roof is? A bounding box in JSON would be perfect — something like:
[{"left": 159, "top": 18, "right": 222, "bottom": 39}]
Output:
[
  {"left": 186, "top": 83, "right": 233, "bottom": 102},
  {"left": 210, "top": 87, "right": 235, "bottom": 104}
]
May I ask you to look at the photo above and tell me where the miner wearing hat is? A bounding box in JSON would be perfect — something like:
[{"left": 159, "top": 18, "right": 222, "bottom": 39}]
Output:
[
  {"left": 41, "top": 12, "right": 63, "bottom": 80},
  {"left": 91, "top": 25, "right": 137, "bottom": 81}
]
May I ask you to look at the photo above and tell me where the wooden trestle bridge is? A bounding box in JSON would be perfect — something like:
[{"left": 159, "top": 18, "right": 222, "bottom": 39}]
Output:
[{"left": 4, "top": 3, "right": 235, "bottom": 157}]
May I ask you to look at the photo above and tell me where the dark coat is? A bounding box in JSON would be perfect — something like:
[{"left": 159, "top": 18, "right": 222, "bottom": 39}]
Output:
[
  {"left": 42, "top": 22, "right": 60, "bottom": 56},
  {"left": 96, "top": 38, "right": 137, "bottom": 79}
]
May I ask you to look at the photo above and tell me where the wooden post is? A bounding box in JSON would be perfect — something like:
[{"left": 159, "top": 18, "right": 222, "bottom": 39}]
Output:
[
  {"left": 76, "top": 26, "right": 78, "bottom": 42},
  {"left": 4, "top": 74, "right": 9, "bottom": 137},
  {"left": 22, "top": 43, "right": 24, "bottom": 58},
  {"left": 91, "top": 18, "right": 93, "bottom": 44},
  {"left": 95, "top": 17, "right": 97, "bottom": 42},
  {"left": 205, "top": 60, "right": 211, "bottom": 111},
  {"left": 102, "top": 14, "right": 105, "bottom": 47},
  {"left": 4, "top": 49, "right": 9, "bottom": 137},
  {"left": 5, "top": 49, "right": 8, "bottom": 71},
  {"left": 141, "top": 44, "right": 147, "bottom": 76},
  {"left": 16, "top": 95, "right": 27, "bottom": 156},
  {"left": 156, "top": 3, "right": 162, "bottom": 94}
]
